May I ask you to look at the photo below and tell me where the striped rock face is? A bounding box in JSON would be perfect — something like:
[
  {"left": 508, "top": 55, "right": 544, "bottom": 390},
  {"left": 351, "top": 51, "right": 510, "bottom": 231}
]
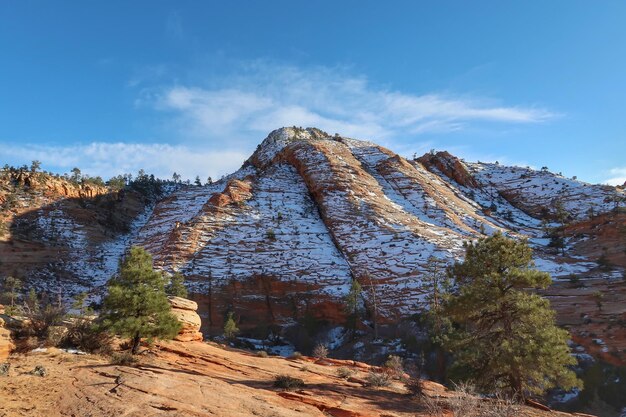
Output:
[
  {"left": 3, "top": 127, "right": 624, "bottom": 357},
  {"left": 130, "top": 128, "right": 625, "bottom": 342}
]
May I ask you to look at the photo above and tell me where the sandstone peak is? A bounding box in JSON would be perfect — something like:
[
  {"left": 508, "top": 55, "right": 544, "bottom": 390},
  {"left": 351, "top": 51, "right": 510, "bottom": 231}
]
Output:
[{"left": 247, "top": 126, "right": 334, "bottom": 168}]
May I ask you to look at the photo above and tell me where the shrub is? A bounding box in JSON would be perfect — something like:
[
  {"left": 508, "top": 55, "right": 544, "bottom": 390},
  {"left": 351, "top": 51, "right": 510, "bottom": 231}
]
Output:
[
  {"left": 110, "top": 352, "right": 139, "bottom": 366},
  {"left": 597, "top": 252, "right": 613, "bottom": 271},
  {"left": 273, "top": 375, "right": 305, "bottom": 390},
  {"left": 63, "top": 320, "right": 113, "bottom": 354},
  {"left": 30, "top": 365, "right": 47, "bottom": 377},
  {"left": 405, "top": 376, "right": 424, "bottom": 397},
  {"left": 256, "top": 350, "right": 268, "bottom": 358},
  {"left": 312, "top": 343, "right": 328, "bottom": 359},
  {"left": 289, "top": 351, "right": 303, "bottom": 360},
  {"left": 223, "top": 312, "right": 239, "bottom": 340},
  {"left": 45, "top": 326, "right": 68, "bottom": 347},
  {"left": 21, "top": 290, "right": 66, "bottom": 339},
  {"left": 568, "top": 274, "right": 581, "bottom": 287},
  {"left": 336, "top": 366, "right": 354, "bottom": 379},
  {"left": 384, "top": 355, "right": 404, "bottom": 377},
  {"left": 423, "top": 384, "right": 521, "bottom": 417},
  {"left": 366, "top": 371, "right": 391, "bottom": 387},
  {"left": 13, "top": 336, "right": 39, "bottom": 353},
  {"left": 0, "top": 363, "right": 10, "bottom": 376}
]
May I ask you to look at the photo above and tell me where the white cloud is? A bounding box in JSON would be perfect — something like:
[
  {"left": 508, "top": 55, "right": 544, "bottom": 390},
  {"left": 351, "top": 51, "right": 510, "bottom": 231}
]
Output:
[
  {"left": 142, "top": 63, "right": 555, "bottom": 143},
  {"left": 0, "top": 143, "right": 248, "bottom": 181},
  {"left": 3, "top": 62, "right": 558, "bottom": 181},
  {"left": 605, "top": 167, "right": 626, "bottom": 186}
]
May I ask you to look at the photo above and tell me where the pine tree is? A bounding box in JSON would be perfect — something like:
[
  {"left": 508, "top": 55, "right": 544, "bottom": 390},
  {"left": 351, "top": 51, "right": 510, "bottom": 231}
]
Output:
[
  {"left": 166, "top": 272, "right": 188, "bottom": 298},
  {"left": 223, "top": 312, "right": 239, "bottom": 340},
  {"left": 444, "top": 232, "right": 581, "bottom": 399},
  {"left": 1, "top": 275, "right": 22, "bottom": 308},
  {"left": 344, "top": 279, "right": 362, "bottom": 335},
  {"left": 100, "top": 246, "right": 181, "bottom": 354},
  {"left": 417, "top": 256, "right": 453, "bottom": 381}
]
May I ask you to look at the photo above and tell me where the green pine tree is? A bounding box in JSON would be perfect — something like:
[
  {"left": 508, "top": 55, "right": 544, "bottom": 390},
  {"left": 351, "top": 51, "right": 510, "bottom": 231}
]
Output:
[
  {"left": 344, "top": 279, "right": 362, "bottom": 335},
  {"left": 71, "top": 292, "right": 93, "bottom": 317},
  {"left": 444, "top": 232, "right": 581, "bottom": 399},
  {"left": 166, "top": 272, "right": 188, "bottom": 298},
  {"left": 417, "top": 256, "right": 453, "bottom": 381},
  {"left": 1, "top": 275, "right": 22, "bottom": 308},
  {"left": 100, "top": 246, "right": 181, "bottom": 354},
  {"left": 223, "top": 312, "right": 239, "bottom": 340}
]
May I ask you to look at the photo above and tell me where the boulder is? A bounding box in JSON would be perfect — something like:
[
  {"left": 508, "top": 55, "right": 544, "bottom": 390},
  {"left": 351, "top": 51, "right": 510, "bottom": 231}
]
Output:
[
  {"left": 168, "top": 297, "right": 203, "bottom": 342},
  {"left": 168, "top": 297, "right": 198, "bottom": 311}
]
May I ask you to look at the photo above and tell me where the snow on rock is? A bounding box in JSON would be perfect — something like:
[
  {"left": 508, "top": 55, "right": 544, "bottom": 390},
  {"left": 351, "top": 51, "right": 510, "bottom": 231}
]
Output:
[
  {"left": 130, "top": 128, "right": 623, "bottom": 327},
  {"left": 12, "top": 127, "right": 621, "bottom": 333}
]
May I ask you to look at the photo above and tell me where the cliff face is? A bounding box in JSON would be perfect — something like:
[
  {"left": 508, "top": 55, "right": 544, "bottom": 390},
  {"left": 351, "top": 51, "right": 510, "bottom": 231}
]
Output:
[
  {"left": 129, "top": 128, "right": 625, "bottom": 356},
  {"left": 0, "top": 171, "right": 151, "bottom": 295},
  {"left": 4, "top": 127, "right": 626, "bottom": 361}
]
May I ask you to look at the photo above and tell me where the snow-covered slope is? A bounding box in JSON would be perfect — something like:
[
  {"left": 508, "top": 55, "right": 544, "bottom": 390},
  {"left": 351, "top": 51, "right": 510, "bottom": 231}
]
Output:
[
  {"left": 130, "top": 127, "right": 625, "bottom": 327},
  {"left": 3, "top": 127, "right": 624, "bottom": 334}
]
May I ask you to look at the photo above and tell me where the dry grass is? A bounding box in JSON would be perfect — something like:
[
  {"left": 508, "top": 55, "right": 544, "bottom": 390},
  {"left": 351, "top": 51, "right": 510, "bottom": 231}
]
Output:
[{"left": 419, "top": 384, "right": 521, "bottom": 417}]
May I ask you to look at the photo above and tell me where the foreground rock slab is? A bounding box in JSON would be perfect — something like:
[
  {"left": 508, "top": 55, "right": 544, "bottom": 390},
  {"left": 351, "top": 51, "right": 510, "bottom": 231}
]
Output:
[{"left": 0, "top": 341, "right": 595, "bottom": 417}]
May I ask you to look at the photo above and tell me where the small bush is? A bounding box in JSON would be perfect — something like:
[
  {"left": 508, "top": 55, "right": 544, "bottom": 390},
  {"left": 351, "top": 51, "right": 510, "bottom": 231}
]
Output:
[
  {"left": 299, "top": 365, "right": 310, "bottom": 372},
  {"left": 30, "top": 365, "right": 47, "bottom": 377},
  {"left": 45, "top": 326, "right": 67, "bottom": 347},
  {"left": 366, "top": 371, "right": 391, "bottom": 387},
  {"left": 63, "top": 320, "right": 113, "bottom": 354},
  {"left": 110, "top": 352, "right": 139, "bottom": 366},
  {"left": 312, "top": 343, "right": 328, "bottom": 359},
  {"left": 384, "top": 355, "right": 404, "bottom": 377},
  {"left": 256, "top": 350, "right": 268, "bottom": 358},
  {"left": 289, "top": 351, "right": 303, "bottom": 360},
  {"left": 336, "top": 366, "right": 354, "bottom": 379},
  {"left": 273, "top": 375, "right": 305, "bottom": 390},
  {"left": 405, "top": 376, "right": 424, "bottom": 397},
  {"left": 21, "top": 291, "right": 66, "bottom": 339},
  {"left": 424, "top": 383, "right": 521, "bottom": 417},
  {"left": 13, "top": 336, "right": 39, "bottom": 354},
  {"left": 0, "top": 363, "right": 10, "bottom": 376},
  {"left": 223, "top": 312, "right": 239, "bottom": 340}
]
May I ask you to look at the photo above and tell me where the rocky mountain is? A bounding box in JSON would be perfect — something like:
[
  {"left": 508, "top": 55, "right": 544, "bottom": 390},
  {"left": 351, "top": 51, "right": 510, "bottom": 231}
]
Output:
[{"left": 2, "top": 127, "right": 625, "bottom": 363}]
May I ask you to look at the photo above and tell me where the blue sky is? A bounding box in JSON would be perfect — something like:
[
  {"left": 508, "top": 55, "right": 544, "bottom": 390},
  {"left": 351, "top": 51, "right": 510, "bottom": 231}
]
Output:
[{"left": 1, "top": 1, "right": 625, "bottom": 184}]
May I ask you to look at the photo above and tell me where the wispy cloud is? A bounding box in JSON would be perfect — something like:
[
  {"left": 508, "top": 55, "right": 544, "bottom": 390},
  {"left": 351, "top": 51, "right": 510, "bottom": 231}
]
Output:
[
  {"left": 0, "top": 143, "right": 247, "bottom": 181},
  {"left": 140, "top": 62, "right": 556, "bottom": 143},
  {"left": 3, "top": 62, "right": 557, "bottom": 180},
  {"left": 605, "top": 167, "right": 626, "bottom": 186}
]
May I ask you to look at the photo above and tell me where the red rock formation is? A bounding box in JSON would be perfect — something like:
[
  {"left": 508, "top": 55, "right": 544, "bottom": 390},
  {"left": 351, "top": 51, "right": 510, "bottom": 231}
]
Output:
[
  {"left": 168, "top": 296, "right": 203, "bottom": 342},
  {"left": 417, "top": 151, "right": 478, "bottom": 188},
  {"left": 0, "top": 306, "right": 14, "bottom": 361}
]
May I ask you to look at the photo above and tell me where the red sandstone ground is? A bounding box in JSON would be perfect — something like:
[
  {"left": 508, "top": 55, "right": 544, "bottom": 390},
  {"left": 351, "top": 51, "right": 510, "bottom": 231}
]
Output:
[{"left": 0, "top": 341, "right": 596, "bottom": 417}]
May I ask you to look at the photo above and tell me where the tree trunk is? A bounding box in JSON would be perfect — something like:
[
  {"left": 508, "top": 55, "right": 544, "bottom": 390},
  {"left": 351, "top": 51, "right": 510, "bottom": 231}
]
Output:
[
  {"left": 509, "top": 371, "right": 523, "bottom": 400},
  {"left": 435, "top": 346, "right": 446, "bottom": 382},
  {"left": 131, "top": 332, "right": 141, "bottom": 355}
]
